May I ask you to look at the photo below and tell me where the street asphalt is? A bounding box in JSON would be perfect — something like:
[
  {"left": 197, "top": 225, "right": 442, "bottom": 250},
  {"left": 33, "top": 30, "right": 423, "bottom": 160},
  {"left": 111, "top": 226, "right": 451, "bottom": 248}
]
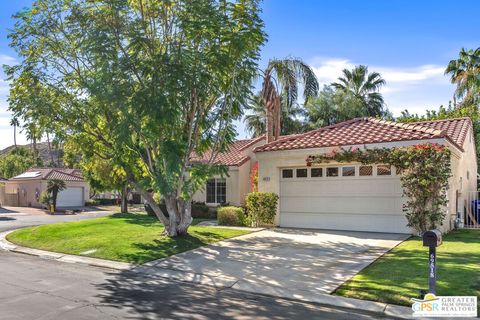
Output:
[{"left": 0, "top": 207, "right": 395, "bottom": 319}]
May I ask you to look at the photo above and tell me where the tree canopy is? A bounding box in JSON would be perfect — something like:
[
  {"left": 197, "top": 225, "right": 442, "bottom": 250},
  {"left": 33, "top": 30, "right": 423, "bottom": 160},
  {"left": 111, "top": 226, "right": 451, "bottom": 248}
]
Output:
[{"left": 6, "top": 0, "right": 266, "bottom": 236}]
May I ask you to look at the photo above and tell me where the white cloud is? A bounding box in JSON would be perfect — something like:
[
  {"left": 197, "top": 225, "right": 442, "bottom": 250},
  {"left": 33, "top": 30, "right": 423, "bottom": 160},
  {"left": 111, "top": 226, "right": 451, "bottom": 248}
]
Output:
[
  {"left": 0, "top": 54, "right": 18, "bottom": 66},
  {"left": 310, "top": 57, "right": 456, "bottom": 116}
]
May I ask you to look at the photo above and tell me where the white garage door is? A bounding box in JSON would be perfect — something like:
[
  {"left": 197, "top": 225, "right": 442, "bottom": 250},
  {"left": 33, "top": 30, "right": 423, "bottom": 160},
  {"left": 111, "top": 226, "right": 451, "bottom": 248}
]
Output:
[
  {"left": 280, "top": 165, "right": 410, "bottom": 234},
  {"left": 57, "top": 187, "right": 84, "bottom": 207}
]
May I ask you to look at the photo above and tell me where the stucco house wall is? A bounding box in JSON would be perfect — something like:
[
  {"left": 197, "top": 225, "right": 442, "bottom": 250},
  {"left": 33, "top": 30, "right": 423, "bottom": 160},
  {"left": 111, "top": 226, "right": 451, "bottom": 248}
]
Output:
[
  {"left": 192, "top": 137, "right": 266, "bottom": 206},
  {"left": 4, "top": 179, "right": 90, "bottom": 208},
  {"left": 449, "top": 127, "right": 478, "bottom": 228}
]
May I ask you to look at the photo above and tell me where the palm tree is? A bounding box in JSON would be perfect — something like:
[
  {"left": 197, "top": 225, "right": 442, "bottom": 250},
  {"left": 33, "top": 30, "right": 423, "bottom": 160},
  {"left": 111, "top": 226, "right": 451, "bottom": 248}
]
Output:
[
  {"left": 10, "top": 117, "right": 19, "bottom": 147},
  {"left": 261, "top": 58, "right": 319, "bottom": 142},
  {"left": 445, "top": 47, "right": 480, "bottom": 106},
  {"left": 245, "top": 93, "right": 307, "bottom": 138},
  {"left": 47, "top": 179, "right": 67, "bottom": 212},
  {"left": 332, "top": 65, "right": 386, "bottom": 116},
  {"left": 244, "top": 94, "right": 266, "bottom": 137}
]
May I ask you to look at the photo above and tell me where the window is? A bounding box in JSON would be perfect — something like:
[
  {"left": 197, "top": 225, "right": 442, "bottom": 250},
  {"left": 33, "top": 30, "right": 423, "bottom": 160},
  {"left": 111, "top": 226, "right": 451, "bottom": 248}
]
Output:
[
  {"left": 296, "top": 168, "right": 308, "bottom": 178},
  {"left": 206, "top": 178, "right": 226, "bottom": 203},
  {"left": 311, "top": 168, "right": 323, "bottom": 177},
  {"left": 377, "top": 165, "right": 392, "bottom": 176},
  {"left": 359, "top": 165, "right": 373, "bottom": 176},
  {"left": 282, "top": 169, "right": 293, "bottom": 178},
  {"left": 342, "top": 166, "right": 355, "bottom": 177},
  {"left": 326, "top": 167, "right": 339, "bottom": 177}
]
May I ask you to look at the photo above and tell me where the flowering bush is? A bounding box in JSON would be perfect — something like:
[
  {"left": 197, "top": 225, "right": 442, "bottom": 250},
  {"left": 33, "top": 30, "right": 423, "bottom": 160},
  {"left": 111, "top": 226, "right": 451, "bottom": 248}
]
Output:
[
  {"left": 250, "top": 161, "right": 259, "bottom": 192},
  {"left": 307, "top": 143, "right": 451, "bottom": 234}
]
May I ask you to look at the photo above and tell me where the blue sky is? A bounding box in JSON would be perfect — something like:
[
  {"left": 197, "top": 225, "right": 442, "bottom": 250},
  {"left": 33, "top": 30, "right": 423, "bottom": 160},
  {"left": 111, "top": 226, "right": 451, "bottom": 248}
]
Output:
[{"left": 0, "top": 0, "right": 478, "bottom": 147}]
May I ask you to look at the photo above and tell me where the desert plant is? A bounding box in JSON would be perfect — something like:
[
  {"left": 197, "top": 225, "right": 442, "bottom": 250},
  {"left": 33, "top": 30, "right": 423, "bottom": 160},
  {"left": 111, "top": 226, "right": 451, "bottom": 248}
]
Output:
[
  {"left": 39, "top": 191, "right": 52, "bottom": 210},
  {"left": 46, "top": 179, "right": 67, "bottom": 212},
  {"left": 217, "top": 206, "right": 245, "bottom": 226},
  {"left": 245, "top": 192, "right": 279, "bottom": 227}
]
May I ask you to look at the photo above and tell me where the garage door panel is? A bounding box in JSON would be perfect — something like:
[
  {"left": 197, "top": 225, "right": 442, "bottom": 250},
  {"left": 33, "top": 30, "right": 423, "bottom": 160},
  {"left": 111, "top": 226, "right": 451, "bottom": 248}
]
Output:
[
  {"left": 279, "top": 169, "right": 409, "bottom": 234},
  {"left": 281, "top": 179, "right": 402, "bottom": 197},
  {"left": 57, "top": 187, "right": 84, "bottom": 207},
  {"left": 280, "top": 212, "right": 410, "bottom": 234},
  {"left": 280, "top": 196, "right": 404, "bottom": 215}
]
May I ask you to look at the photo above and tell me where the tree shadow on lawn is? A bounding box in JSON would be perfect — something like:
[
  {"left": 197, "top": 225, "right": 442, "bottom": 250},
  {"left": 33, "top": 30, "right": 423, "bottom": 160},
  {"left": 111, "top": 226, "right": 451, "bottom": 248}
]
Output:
[
  {"left": 119, "top": 230, "right": 227, "bottom": 264},
  {"left": 106, "top": 212, "right": 212, "bottom": 228}
]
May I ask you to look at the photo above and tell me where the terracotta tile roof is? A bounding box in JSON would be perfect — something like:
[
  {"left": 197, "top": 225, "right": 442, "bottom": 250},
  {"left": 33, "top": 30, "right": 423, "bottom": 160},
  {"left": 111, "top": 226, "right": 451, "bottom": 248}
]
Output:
[
  {"left": 254, "top": 117, "right": 472, "bottom": 153},
  {"left": 190, "top": 136, "right": 264, "bottom": 166},
  {"left": 10, "top": 168, "right": 85, "bottom": 181}
]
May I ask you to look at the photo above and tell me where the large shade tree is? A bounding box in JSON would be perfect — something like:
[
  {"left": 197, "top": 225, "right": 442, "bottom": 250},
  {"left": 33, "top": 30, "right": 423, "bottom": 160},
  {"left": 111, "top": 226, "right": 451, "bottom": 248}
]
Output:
[
  {"left": 6, "top": 0, "right": 265, "bottom": 236},
  {"left": 332, "top": 65, "right": 386, "bottom": 116},
  {"left": 260, "top": 58, "right": 319, "bottom": 142}
]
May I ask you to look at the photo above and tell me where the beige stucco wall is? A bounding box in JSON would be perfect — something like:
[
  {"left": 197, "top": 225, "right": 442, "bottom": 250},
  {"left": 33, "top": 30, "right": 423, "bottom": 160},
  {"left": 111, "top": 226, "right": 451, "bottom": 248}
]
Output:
[
  {"left": 4, "top": 179, "right": 90, "bottom": 208},
  {"left": 191, "top": 138, "right": 266, "bottom": 207},
  {"left": 448, "top": 127, "right": 478, "bottom": 230},
  {"left": 256, "top": 137, "right": 470, "bottom": 233}
]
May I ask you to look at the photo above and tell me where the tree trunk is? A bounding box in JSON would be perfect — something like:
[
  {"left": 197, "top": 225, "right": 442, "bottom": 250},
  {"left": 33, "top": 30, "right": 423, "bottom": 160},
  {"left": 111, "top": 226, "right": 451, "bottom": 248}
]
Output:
[
  {"left": 13, "top": 124, "right": 17, "bottom": 147},
  {"left": 266, "top": 108, "right": 274, "bottom": 143},
  {"left": 274, "top": 96, "right": 281, "bottom": 140},
  {"left": 52, "top": 189, "right": 57, "bottom": 212},
  {"left": 140, "top": 191, "right": 170, "bottom": 228},
  {"left": 120, "top": 186, "right": 129, "bottom": 213},
  {"left": 46, "top": 132, "right": 55, "bottom": 165}
]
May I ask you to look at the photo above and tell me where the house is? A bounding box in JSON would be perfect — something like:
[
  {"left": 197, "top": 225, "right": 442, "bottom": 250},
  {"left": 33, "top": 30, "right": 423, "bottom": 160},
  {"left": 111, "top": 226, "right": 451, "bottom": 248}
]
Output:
[
  {"left": 191, "top": 136, "right": 267, "bottom": 206},
  {"left": 4, "top": 168, "right": 90, "bottom": 208},
  {"left": 254, "top": 117, "right": 477, "bottom": 234}
]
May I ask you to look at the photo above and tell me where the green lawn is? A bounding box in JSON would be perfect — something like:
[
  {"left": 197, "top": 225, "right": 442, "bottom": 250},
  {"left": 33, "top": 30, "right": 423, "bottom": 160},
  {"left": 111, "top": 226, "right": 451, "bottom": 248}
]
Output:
[
  {"left": 335, "top": 229, "right": 480, "bottom": 306},
  {"left": 7, "top": 213, "right": 250, "bottom": 264}
]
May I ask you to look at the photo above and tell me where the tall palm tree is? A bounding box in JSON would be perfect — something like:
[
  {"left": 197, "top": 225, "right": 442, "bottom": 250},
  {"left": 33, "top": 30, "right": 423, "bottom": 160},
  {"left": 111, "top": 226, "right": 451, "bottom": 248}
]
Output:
[
  {"left": 332, "top": 65, "right": 386, "bottom": 116},
  {"left": 10, "top": 117, "right": 19, "bottom": 147},
  {"left": 445, "top": 47, "right": 480, "bottom": 107},
  {"left": 261, "top": 58, "right": 319, "bottom": 142}
]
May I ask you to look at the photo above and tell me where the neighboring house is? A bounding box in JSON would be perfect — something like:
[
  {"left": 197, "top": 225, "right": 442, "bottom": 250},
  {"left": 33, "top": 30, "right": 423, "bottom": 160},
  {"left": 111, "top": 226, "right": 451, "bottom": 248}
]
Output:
[
  {"left": 254, "top": 117, "right": 477, "bottom": 234},
  {"left": 0, "top": 177, "right": 6, "bottom": 207},
  {"left": 4, "top": 168, "right": 90, "bottom": 208},
  {"left": 191, "top": 136, "right": 267, "bottom": 206}
]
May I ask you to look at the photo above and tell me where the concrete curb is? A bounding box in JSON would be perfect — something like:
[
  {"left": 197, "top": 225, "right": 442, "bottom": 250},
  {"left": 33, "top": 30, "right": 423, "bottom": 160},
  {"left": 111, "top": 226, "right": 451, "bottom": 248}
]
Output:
[
  {"left": 0, "top": 230, "right": 133, "bottom": 270},
  {"left": 0, "top": 228, "right": 415, "bottom": 319}
]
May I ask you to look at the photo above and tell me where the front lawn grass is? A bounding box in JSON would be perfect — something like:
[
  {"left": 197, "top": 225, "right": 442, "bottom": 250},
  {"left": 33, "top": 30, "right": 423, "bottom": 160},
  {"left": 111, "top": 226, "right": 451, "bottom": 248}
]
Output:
[
  {"left": 7, "top": 213, "right": 250, "bottom": 264},
  {"left": 335, "top": 229, "right": 480, "bottom": 306}
]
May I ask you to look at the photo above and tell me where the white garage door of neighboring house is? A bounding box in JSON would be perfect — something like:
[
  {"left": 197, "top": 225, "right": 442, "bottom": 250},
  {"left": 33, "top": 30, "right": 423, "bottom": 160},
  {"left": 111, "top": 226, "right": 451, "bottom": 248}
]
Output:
[
  {"left": 57, "top": 187, "right": 84, "bottom": 207},
  {"left": 279, "top": 165, "right": 410, "bottom": 234}
]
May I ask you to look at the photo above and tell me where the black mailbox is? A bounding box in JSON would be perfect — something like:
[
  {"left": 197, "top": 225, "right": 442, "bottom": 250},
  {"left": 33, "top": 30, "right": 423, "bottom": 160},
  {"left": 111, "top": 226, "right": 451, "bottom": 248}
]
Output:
[{"left": 423, "top": 229, "right": 442, "bottom": 247}]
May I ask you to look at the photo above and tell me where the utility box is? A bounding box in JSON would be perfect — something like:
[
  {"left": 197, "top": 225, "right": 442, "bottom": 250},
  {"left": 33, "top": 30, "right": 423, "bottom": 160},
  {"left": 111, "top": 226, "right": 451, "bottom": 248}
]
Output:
[{"left": 423, "top": 229, "right": 442, "bottom": 247}]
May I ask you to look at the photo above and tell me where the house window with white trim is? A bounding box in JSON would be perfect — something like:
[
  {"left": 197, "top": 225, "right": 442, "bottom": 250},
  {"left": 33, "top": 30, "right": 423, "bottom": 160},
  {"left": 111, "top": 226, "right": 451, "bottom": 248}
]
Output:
[{"left": 206, "top": 178, "right": 226, "bottom": 204}]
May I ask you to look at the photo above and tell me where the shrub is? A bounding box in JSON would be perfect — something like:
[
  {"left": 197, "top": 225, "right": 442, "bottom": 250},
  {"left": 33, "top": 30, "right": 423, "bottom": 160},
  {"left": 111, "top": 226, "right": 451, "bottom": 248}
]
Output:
[
  {"left": 85, "top": 199, "right": 98, "bottom": 206},
  {"left": 217, "top": 206, "right": 245, "bottom": 226},
  {"left": 245, "top": 192, "right": 278, "bottom": 227},
  {"left": 95, "top": 198, "right": 118, "bottom": 205},
  {"left": 192, "top": 202, "right": 212, "bottom": 218},
  {"left": 39, "top": 191, "right": 52, "bottom": 209},
  {"left": 145, "top": 201, "right": 212, "bottom": 218}
]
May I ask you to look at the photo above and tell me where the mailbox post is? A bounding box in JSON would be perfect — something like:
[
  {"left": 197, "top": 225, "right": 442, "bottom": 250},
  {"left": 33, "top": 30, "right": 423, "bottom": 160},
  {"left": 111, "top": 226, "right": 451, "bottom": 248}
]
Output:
[{"left": 422, "top": 229, "right": 442, "bottom": 294}]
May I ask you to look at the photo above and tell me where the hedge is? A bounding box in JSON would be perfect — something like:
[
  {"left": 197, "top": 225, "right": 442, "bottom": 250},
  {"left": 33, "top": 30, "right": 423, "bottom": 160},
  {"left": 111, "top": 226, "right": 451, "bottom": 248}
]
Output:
[
  {"left": 217, "top": 206, "right": 245, "bottom": 226},
  {"left": 145, "top": 201, "right": 214, "bottom": 219},
  {"left": 245, "top": 192, "right": 278, "bottom": 227}
]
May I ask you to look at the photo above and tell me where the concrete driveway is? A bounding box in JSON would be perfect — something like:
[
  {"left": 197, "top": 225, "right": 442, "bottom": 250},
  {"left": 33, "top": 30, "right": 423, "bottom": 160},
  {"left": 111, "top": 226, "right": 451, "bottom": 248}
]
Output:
[{"left": 146, "top": 228, "right": 409, "bottom": 300}]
